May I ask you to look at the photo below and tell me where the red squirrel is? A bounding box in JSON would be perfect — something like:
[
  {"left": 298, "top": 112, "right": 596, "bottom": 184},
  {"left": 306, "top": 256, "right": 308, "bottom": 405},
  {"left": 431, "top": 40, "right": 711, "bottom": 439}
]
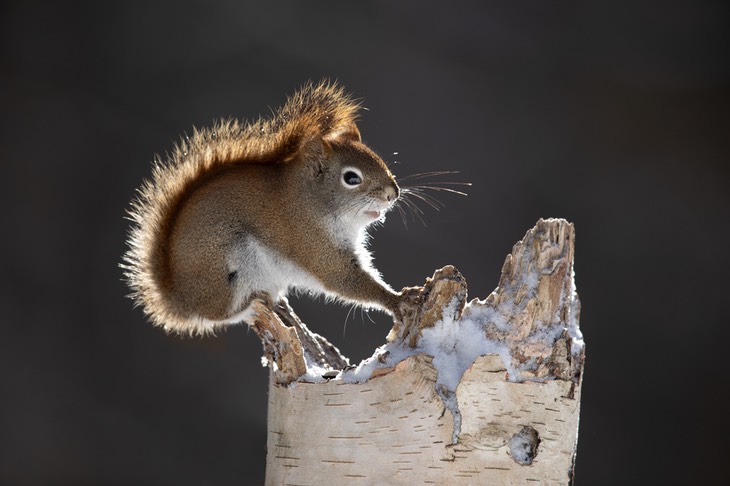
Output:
[{"left": 123, "top": 82, "right": 410, "bottom": 335}]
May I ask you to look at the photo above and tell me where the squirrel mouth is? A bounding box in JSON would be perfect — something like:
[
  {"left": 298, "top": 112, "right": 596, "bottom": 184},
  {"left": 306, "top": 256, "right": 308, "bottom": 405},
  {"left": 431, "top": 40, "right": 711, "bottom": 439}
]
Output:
[{"left": 364, "top": 210, "right": 381, "bottom": 219}]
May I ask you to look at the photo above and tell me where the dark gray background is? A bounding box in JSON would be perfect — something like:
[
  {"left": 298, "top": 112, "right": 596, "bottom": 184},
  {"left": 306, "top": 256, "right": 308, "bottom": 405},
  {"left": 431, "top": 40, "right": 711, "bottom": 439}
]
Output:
[{"left": 2, "top": 1, "right": 728, "bottom": 484}]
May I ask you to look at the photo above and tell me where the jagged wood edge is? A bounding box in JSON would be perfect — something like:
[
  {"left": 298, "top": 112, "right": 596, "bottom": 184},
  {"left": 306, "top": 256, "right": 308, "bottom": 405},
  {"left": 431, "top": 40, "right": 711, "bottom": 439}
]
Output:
[
  {"left": 250, "top": 299, "right": 350, "bottom": 385},
  {"left": 252, "top": 218, "right": 583, "bottom": 386}
]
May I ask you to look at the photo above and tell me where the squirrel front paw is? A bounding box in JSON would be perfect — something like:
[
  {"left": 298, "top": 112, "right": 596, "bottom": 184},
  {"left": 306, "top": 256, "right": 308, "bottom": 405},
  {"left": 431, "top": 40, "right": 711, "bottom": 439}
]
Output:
[
  {"left": 392, "top": 287, "right": 423, "bottom": 324},
  {"left": 386, "top": 287, "right": 424, "bottom": 344}
]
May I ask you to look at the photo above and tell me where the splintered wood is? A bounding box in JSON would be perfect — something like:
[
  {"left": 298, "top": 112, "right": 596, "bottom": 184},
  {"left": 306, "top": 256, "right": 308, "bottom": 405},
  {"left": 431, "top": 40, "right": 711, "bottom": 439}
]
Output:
[{"left": 254, "top": 218, "right": 584, "bottom": 485}]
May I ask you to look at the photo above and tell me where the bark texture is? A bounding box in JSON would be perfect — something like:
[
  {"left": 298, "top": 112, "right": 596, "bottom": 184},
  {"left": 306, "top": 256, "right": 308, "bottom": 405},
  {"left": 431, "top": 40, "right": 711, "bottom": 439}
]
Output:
[{"left": 254, "top": 218, "right": 584, "bottom": 485}]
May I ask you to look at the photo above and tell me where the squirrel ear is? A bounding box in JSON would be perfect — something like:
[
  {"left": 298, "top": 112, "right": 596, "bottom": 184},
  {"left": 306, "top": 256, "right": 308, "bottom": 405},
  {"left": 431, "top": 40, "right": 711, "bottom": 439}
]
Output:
[
  {"left": 283, "top": 135, "right": 331, "bottom": 180},
  {"left": 304, "top": 137, "right": 329, "bottom": 177},
  {"left": 282, "top": 134, "right": 330, "bottom": 163},
  {"left": 281, "top": 121, "right": 360, "bottom": 162},
  {"left": 323, "top": 121, "right": 361, "bottom": 144}
]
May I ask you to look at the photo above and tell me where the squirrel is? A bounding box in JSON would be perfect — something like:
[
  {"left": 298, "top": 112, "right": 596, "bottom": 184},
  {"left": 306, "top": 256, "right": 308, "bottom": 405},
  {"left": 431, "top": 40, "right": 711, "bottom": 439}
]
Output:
[{"left": 123, "top": 81, "right": 410, "bottom": 336}]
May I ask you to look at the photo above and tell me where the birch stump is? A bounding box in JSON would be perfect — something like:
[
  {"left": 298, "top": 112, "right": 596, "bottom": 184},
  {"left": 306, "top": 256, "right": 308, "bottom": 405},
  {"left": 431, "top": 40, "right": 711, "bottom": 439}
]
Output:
[{"left": 253, "top": 218, "right": 584, "bottom": 485}]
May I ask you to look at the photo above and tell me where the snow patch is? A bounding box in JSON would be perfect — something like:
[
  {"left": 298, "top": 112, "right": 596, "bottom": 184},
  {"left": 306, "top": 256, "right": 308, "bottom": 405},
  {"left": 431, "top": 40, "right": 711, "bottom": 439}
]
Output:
[
  {"left": 509, "top": 426, "right": 541, "bottom": 465},
  {"left": 417, "top": 299, "right": 514, "bottom": 391}
]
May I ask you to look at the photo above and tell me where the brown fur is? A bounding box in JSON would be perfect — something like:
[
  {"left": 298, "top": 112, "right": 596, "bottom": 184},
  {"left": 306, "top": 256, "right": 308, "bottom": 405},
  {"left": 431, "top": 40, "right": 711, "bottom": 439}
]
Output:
[{"left": 123, "top": 81, "right": 401, "bottom": 335}]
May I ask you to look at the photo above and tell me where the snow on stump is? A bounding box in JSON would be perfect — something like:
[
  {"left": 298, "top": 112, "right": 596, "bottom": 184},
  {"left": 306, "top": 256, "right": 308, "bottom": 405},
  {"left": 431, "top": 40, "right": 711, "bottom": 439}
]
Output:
[{"left": 255, "top": 218, "right": 585, "bottom": 485}]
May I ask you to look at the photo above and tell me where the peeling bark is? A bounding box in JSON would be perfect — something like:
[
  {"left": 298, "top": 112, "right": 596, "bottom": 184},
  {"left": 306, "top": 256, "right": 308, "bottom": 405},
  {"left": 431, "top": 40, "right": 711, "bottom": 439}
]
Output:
[{"left": 252, "top": 218, "right": 584, "bottom": 485}]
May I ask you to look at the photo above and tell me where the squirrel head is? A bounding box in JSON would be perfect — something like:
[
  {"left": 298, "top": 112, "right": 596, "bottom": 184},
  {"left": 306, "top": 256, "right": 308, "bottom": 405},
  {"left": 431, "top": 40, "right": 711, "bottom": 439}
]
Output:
[{"left": 286, "top": 132, "right": 400, "bottom": 239}]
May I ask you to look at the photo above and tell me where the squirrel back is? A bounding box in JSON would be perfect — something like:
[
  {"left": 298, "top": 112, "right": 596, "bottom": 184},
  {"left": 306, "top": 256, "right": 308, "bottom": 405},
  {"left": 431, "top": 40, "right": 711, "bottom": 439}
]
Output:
[{"left": 123, "top": 82, "right": 402, "bottom": 335}]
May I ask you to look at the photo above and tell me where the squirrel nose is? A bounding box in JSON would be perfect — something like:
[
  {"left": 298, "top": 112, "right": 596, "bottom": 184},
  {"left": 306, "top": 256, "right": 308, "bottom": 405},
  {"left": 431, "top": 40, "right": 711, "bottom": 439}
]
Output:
[{"left": 385, "top": 185, "right": 398, "bottom": 203}]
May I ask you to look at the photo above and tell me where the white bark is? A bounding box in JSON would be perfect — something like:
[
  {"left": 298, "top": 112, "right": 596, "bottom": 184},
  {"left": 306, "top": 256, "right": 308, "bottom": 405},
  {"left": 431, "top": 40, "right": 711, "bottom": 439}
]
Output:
[{"left": 256, "top": 218, "right": 584, "bottom": 485}]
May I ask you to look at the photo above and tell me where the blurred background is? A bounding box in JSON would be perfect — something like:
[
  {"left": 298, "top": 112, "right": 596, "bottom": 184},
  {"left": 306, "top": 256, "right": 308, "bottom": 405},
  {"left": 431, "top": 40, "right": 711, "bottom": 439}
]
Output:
[{"left": 1, "top": 1, "right": 728, "bottom": 484}]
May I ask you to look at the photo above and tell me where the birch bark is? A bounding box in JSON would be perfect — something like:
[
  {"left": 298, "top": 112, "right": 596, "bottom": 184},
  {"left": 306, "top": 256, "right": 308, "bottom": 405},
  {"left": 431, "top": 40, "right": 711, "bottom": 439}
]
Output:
[{"left": 256, "top": 218, "right": 584, "bottom": 485}]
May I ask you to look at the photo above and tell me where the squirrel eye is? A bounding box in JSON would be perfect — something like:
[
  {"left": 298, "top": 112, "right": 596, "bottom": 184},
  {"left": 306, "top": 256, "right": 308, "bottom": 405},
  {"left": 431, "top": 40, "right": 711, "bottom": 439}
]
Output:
[{"left": 342, "top": 170, "right": 362, "bottom": 187}]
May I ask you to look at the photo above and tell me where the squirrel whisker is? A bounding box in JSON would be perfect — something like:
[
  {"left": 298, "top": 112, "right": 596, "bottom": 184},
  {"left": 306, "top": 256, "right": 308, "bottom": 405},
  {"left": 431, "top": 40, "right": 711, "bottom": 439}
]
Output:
[
  {"left": 405, "top": 185, "right": 470, "bottom": 198},
  {"left": 394, "top": 202, "right": 409, "bottom": 229},
  {"left": 343, "top": 302, "right": 358, "bottom": 338},
  {"left": 395, "top": 195, "right": 428, "bottom": 227},
  {"left": 401, "top": 188, "right": 445, "bottom": 211},
  {"left": 391, "top": 173, "right": 469, "bottom": 228},
  {"left": 397, "top": 170, "right": 462, "bottom": 183}
]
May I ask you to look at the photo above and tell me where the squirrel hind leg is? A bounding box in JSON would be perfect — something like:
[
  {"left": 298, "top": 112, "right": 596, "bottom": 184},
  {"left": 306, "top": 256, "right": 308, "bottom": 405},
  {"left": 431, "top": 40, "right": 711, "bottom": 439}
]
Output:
[
  {"left": 166, "top": 256, "right": 236, "bottom": 329},
  {"left": 163, "top": 265, "right": 258, "bottom": 335}
]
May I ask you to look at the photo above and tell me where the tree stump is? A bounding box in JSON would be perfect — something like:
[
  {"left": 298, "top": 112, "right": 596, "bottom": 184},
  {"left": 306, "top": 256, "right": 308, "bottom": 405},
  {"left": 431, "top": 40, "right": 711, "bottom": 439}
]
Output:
[{"left": 255, "top": 218, "right": 584, "bottom": 485}]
